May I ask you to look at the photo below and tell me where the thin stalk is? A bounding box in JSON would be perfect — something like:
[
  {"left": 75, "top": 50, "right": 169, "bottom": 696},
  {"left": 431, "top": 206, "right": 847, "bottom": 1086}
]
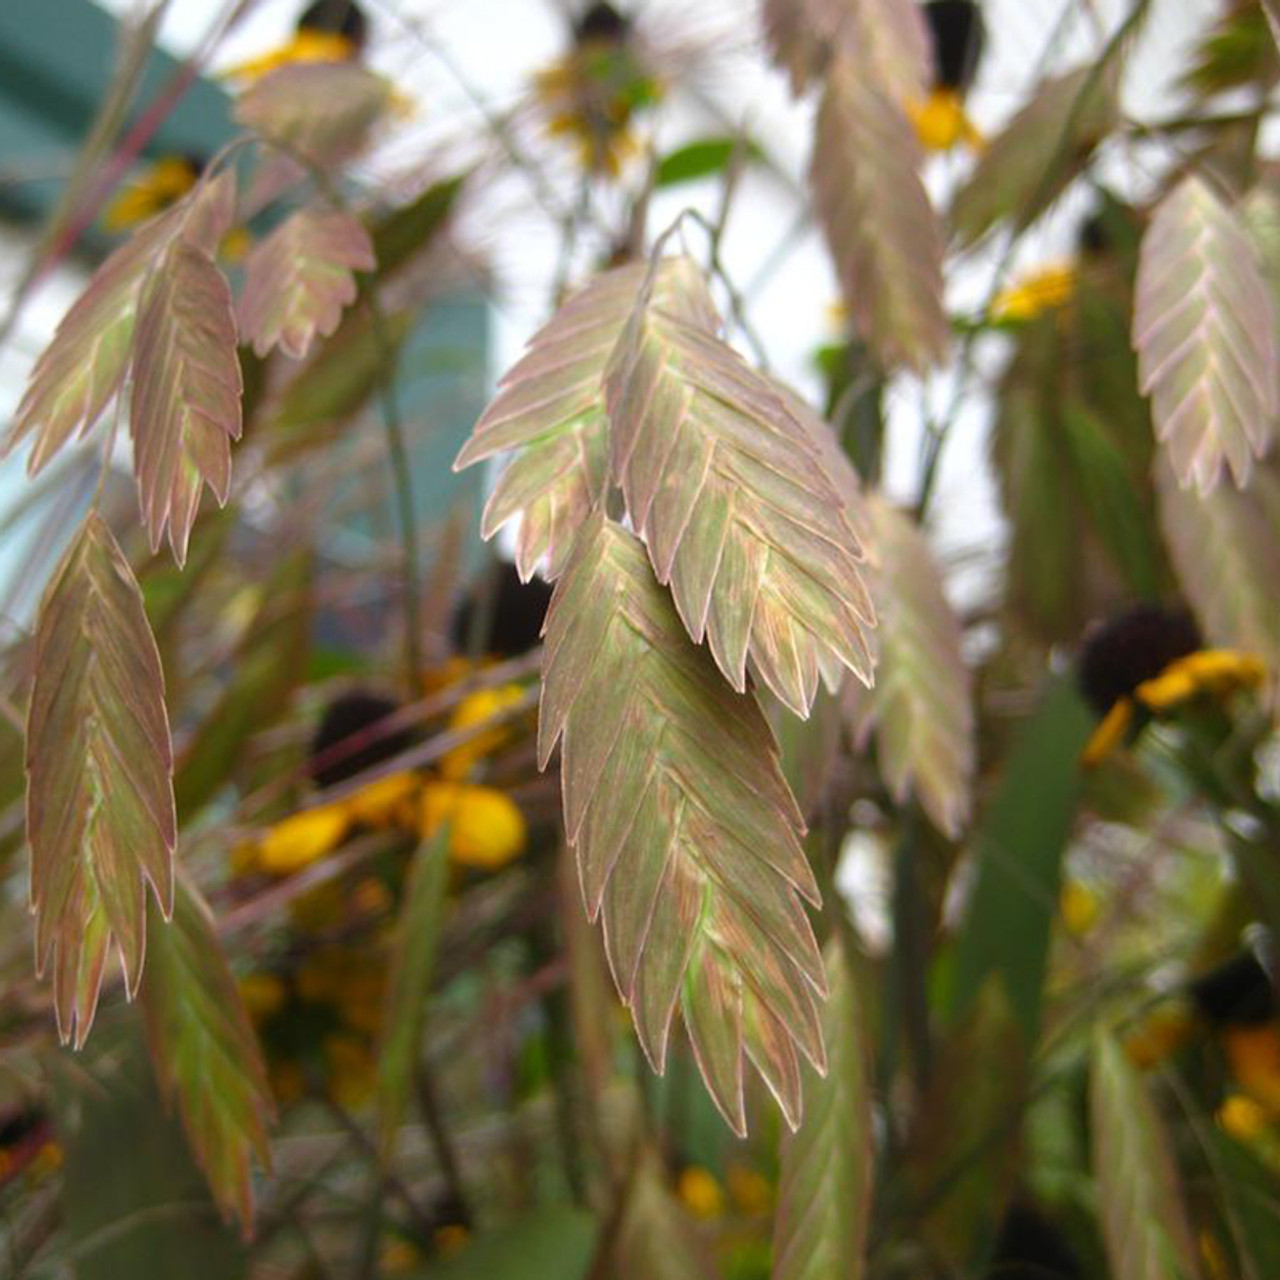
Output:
[{"left": 413, "top": 1060, "right": 472, "bottom": 1222}]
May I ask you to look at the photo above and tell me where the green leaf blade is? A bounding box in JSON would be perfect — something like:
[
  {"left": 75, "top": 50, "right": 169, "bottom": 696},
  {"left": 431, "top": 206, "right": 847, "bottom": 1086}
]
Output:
[
  {"left": 378, "top": 827, "right": 452, "bottom": 1154},
  {"left": 773, "top": 941, "right": 873, "bottom": 1280},
  {"left": 141, "top": 877, "right": 274, "bottom": 1234},
  {"left": 1091, "top": 1029, "right": 1203, "bottom": 1280}
]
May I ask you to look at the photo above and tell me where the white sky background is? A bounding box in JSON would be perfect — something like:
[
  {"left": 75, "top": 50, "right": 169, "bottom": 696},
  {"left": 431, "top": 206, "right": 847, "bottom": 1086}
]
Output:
[{"left": 6, "top": 0, "right": 1230, "bottom": 618}]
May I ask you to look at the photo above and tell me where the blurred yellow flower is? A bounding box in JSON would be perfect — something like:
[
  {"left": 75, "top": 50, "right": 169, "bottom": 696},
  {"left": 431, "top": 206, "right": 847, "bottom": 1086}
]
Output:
[
  {"left": 440, "top": 685, "right": 527, "bottom": 779},
  {"left": 239, "top": 972, "right": 288, "bottom": 1022},
  {"left": 258, "top": 804, "right": 351, "bottom": 874},
  {"left": 420, "top": 782, "right": 528, "bottom": 870},
  {"left": 220, "top": 29, "right": 356, "bottom": 84},
  {"left": 1225, "top": 1024, "right": 1280, "bottom": 1111},
  {"left": 677, "top": 1165, "right": 725, "bottom": 1219},
  {"left": 1059, "top": 880, "right": 1100, "bottom": 937},
  {"left": 990, "top": 263, "right": 1077, "bottom": 323},
  {"left": 380, "top": 1238, "right": 424, "bottom": 1274},
  {"left": 326, "top": 1033, "right": 377, "bottom": 1108},
  {"left": 1136, "top": 650, "right": 1266, "bottom": 711},
  {"left": 726, "top": 1163, "right": 773, "bottom": 1215},
  {"left": 434, "top": 1224, "right": 470, "bottom": 1257},
  {"left": 343, "top": 771, "right": 421, "bottom": 827},
  {"left": 907, "top": 89, "right": 983, "bottom": 153},
  {"left": 1083, "top": 649, "right": 1266, "bottom": 768},
  {"left": 1124, "top": 1008, "right": 1193, "bottom": 1070},
  {"left": 1218, "top": 1093, "right": 1273, "bottom": 1142},
  {"left": 103, "top": 156, "right": 200, "bottom": 232}
]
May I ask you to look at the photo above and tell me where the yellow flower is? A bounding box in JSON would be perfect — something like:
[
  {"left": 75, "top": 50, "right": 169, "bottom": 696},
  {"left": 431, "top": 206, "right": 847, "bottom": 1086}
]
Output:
[
  {"left": 678, "top": 1166, "right": 725, "bottom": 1219},
  {"left": 1135, "top": 650, "right": 1266, "bottom": 711},
  {"left": 239, "top": 972, "right": 288, "bottom": 1022},
  {"left": 1082, "top": 649, "right": 1266, "bottom": 768},
  {"left": 420, "top": 782, "right": 528, "bottom": 871},
  {"left": 326, "top": 1033, "right": 377, "bottom": 1108},
  {"left": 434, "top": 1224, "right": 470, "bottom": 1257},
  {"left": 1059, "top": 879, "right": 1100, "bottom": 936},
  {"left": 343, "top": 771, "right": 421, "bottom": 827},
  {"left": 269, "top": 1060, "right": 307, "bottom": 1107},
  {"left": 257, "top": 804, "right": 351, "bottom": 874},
  {"left": 102, "top": 155, "right": 200, "bottom": 232},
  {"left": 990, "top": 263, "right": 1077, "bottom": 323},
  {"left": 28, "top": 1141, "right": 62, "bottom": 1181},
  {"left": 220, "top": 29, "right": 356, "bottom": 84},
  {"left": 1081, "top": 698, "right": 1134, "bottom": 768},
  {"left": 907, "top": 88, "right": 984, "bottom": 153},
  {"left": 1225, "top": 1024, "right": 1280, "bottom": 1111},
  {"left": 1124, "top": 1008, "right": 1194, "bottom": 1070},
  {"left": 1218, "top": 1093, "right": 1274, "bottom": 1142},
  {"left": 726, "top": 1163, "right": 773, "bottom": 1215},
  {"left": 380, "top": 1238, "right": 424, "bottom": 1274},
  {"left": 440, "top": 685, "right": 527, "bottom": 779},
  {"left": 1199, "top": 1230, "right": 1232, "bottom": 1280}
]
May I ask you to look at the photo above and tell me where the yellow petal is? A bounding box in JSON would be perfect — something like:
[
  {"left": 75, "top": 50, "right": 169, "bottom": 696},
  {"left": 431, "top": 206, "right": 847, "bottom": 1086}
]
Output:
[
  {"left": 726, "top": 1163, "right": 773, "bottom": 1215},
  {"left": 908, "top": 89, "right": 976, "bottom": 153},
  {"left": 325, "top": 1033, "right": 376, "bottom": 1108},
  {"left": 238, "top": 972, "right": 288, "bottom": 1021},
  {"left": 1218, "top": 1093, "right": 1274, "bottom": 1142},
  {"left": 440, "top": 685, "right": 526, "bottom": 780},
  {"left": 1225, "top": 1024, "right": 1280, "bottom": 1111},
  {"left": 1059, "top": 880, "right": 1100, "bottom": 937},
  {"left": 419, "top": 782, "right": 528, "bottom": 871},
  {"left": 257, "top": 804, "right": 350, "bottom": 874},
  {"left": 1123, "top": 1007, "right": 1194, "bottom": 1070},
  {"left": 678, "top": 1166, "right": 725, "bottom": 1219},
  {"left": 990, "top": 263, "right": 1077, "bottom": 323},
  {"left": 1081, "top": 698, "right": 1134, "bottom": 768},
  {"left": 220, "top": 30, "right": 354, "bottom": 83},
  {"left": 343, "top": 771, "right": 421, "bottom": 827},
  {"left": 1137, "top": 650, "right": 1267, "bottom": 712}
]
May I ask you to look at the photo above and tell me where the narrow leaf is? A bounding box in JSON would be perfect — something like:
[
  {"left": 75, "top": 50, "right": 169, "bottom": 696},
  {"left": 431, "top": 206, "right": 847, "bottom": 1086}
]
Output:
[
  {"left": 1091, "top": 1029, "right": 1203, "bottom": 1280},
  {"left": 1156, "top": 453, "right": 1280, "bottom": 673},
  {"left": 234, "top": 62, "right": 392, "bottom": 166},
  {"left": 811, "top": 61, "right": 948, "bottom": 373},
  {"left": 844, "top": 494, "right": 973, "bottom": 837},
  {"left": 592, "top": 1146, "right": 714, "bottom": 1280},
  {"left": 951, "top": 66, "right": 1119, "bottom": 246},
  {"left": 605, "top": 258, "right": 875, "bottom": 716},
  {"left": 541, "top": 513, "right": 826, "bottom": 1135},
  {"left": 773, "top": 941, "right": 872, "bottom": 1280},
  {"left": 1134, "top": 176, "right": 1279, "bottom": 493},
  {"left": 238, "top": 208, "right": 374, "bottom": 360},
  {"left": 141, "top": 876, "right": 273, "bottom": 1234},
  {"left": 655, "top": 137, "right": 758, "bottom": 189},
  {"left": 455, "top": 258, "right": 715, "bottom": 581},
  {"left": 27, "top": 514, "right": 176, "bottom": 1047},
  {"left": 949, "top": 678, "right": 1092, "bottom": 1039},
  {"left": 369, "top": 173, "right": 467, "bottom": 280},
  {"left": 130, "top": 239, "right": 243, "bottom": 564},
  {"left": 378, "top": 828, "right": 451, "bottom": 1155}
]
